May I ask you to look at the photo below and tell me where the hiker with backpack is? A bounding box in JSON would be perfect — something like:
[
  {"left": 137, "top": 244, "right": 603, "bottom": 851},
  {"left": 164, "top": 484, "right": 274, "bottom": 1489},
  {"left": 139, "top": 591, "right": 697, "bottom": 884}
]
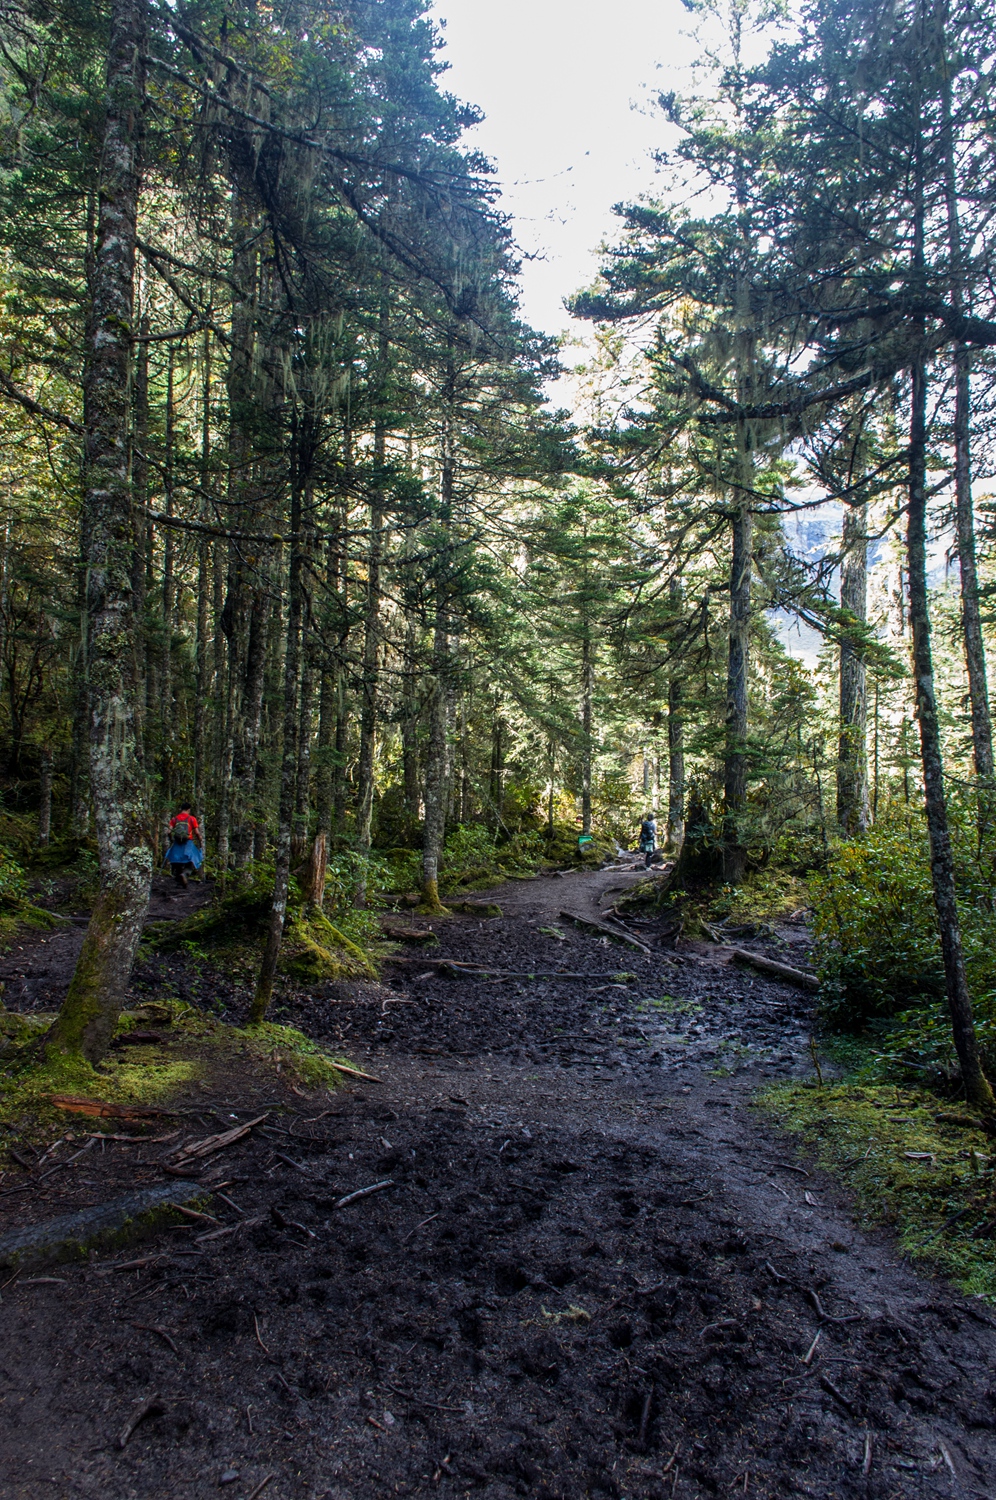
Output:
[
  {"left": 638, "top": 812, "right": 658, "bottom": 868},
  {"left": 164, "top": 802, "right": 203, "bottom": 887}
]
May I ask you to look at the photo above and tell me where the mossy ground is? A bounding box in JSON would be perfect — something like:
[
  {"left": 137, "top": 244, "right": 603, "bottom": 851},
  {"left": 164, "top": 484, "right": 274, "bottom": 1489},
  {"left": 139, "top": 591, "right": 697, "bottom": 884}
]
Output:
[
  {"left": 146, "top": 878, "right": 380, "bottom": 983},
  {"left": 759, "top": 1079, "right": 996, "bottom": 1301},
  {"left": 0, "top": 1003, "right": 356, "bottom": 1169}
]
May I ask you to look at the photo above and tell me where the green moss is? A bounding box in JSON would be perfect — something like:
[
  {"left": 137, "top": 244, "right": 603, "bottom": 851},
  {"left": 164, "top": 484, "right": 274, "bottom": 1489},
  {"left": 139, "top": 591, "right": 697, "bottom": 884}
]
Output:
[
  {"left": 148, "top": 869, "right": 379, "bottom": 983},
  {"left": 759, "top": 1081, "right": 996, "bottom": 1302},
  {"left": 279, "top": 909, "right": 376, "bottom": 982},
  {"left": 234, "top": 1020, "right": 354, "bottom": 1089}
]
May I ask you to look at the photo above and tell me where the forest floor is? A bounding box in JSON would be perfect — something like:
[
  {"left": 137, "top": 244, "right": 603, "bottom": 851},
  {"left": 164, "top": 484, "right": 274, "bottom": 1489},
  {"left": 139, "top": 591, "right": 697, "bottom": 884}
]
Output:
[{"left": 1, "top": 864, "right": 995, "bottom": 1500}]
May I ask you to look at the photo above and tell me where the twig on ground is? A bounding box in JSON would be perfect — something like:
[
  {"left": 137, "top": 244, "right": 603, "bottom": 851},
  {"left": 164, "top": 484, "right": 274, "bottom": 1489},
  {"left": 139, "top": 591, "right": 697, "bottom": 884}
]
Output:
[
  {"left": 335, "top": 1178, "right": 395, "bottom": 1209},
  {"left": 132, "top": 1322, "right": 178, "bottom": 1354},
  {"left": 402, "top": 1212, "right": 439, "bottom": 1242},
  {"left": 329, "top": 1061, "right": 383, "bottom": 1082},
  {"left": 765, "top": 1261, "right": 789, "bottom": 1284},
  {"left": 173, "top": 1204, "right": 220, "bottom": 1225},
  {"left": 246, "top": 1475, "right": 275, "bottom": 1500},
  {"left": 802, "top": 1330, "right": 821, "bottom": 1365},
  {"left": 769, "top": 1161, "right": 809, "bottom": 1177},
  {"left": 862, "top": 1434, "right": 873, "bottom": 1475},
  {"left": 116, "top": 1393, "right": 164, "bottom": 1448},
  {"left": 807, "top": 1288, "right": 862, "bottom": 1324},
  {"left": 819, "top": 1374, "right": 856, "bottom": 1414},
  {"left": 273, "top": 1151, "right": 311, "bottom": 1174},
  {"left": 253, "top": 1313, "right": 270, "bottom": 1354},
  {"left": 171, "top": 1114, "right": 268, "bottom": 1165},
  {"left": 660, "top": 1444, "right": 680, "bottom": 1476}
]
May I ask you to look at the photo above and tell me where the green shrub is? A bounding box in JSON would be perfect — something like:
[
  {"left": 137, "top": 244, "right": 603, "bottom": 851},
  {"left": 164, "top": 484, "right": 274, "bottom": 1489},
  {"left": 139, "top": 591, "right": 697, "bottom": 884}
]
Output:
[{"left": 810, "top": 817, "right": 996, "bottom": 1031}]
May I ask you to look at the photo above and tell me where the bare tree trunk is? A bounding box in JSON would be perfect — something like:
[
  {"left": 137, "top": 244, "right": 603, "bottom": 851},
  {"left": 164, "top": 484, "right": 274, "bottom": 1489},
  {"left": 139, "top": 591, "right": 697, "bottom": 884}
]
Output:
[
  {"left": 722, "top": 489, "right": 751, "bottom": 884},
  {"left": 580, "top": 630, "right": 593, "bottom": 836},
  {"left": 48, "top": 0, "right": 150, "bottom": 1061},
  {"left": 401, "top": 612, "right": 420, "bottom": 823},
  {"left": 291, "top": 558, "right": 315, "bottom": 871},
  {"left": 420, "top": 615, "right": 450, "bottom": 913},
  {"left": 193, "top": 333, "right": 212, "bottom": 824},
  {"left": 941, "top": 40, "right": 993, "bottom": 798},
  {"left": 252, "top": 458, "right": 304, "bottom": 1022},
  {"left": 837, "top": 501, "right": 869, "bottom": 835},
  {"left": 354, "top": 496, "right": 382, "bottom": 878},
  {"left": 38, "top": 745, "right": 53, "bottom": 847},
  {"left": 160, "top": 348, "right": 174, "bottom": 809},
  {"left": 908, "top": 350, "right": 994, "bottom": 1116},
  {"left": 667, "top": 674, "right": 684, "bottom": 852},
  {"left": 905, "top": 38, "right": 993, "bottom": 1115}
]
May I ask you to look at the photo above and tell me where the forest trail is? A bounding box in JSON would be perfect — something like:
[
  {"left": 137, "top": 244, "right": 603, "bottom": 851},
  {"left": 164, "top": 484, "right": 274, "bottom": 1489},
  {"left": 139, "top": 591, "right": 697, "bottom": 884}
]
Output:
[{"left": 2, "top": 866, "right": 996, "bottom": 1500}]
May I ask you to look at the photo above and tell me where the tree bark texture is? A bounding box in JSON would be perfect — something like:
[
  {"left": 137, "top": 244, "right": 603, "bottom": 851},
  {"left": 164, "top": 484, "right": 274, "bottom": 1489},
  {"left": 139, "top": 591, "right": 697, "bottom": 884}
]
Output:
[
  {"left": 420, "top": 614, "right": 450, "bottom": 911},
  {"left": 908, "top": 349, "right": 995, "bottom": 1116},
  {"left": 580, "top": 631, "right": 593, "bottom": 836},
  {"left": 941, "top": 44, "right": 993, "bottom": 790},
  {"left": 837, "top": 501, "right": 869, "bottom": 835},
  {"left": 722, "top": 494, "right": 751, "bottom": 883},
  {"left": 48, "top": 0, "right": 151, "bottom": 1062},
  {"left": 667, "top": 673, "right": 684, "bottom": 852},
  {"left": 252, "top": 475, "right": 304, "bottom": 1021},
  {"left": 37, "top": 745, "right": 53, "bottom": 846}
]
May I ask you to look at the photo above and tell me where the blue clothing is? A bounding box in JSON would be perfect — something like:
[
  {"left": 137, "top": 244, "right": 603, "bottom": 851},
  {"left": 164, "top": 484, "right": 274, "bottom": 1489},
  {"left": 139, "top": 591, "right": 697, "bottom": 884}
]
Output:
[{"left": 166, "top": 839, "right": 203, "bottom": 868}]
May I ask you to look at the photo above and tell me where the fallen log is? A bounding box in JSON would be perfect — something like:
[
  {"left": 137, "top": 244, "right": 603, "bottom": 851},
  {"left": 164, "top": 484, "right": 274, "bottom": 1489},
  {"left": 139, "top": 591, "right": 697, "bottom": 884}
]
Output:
[
  {"left": 559, "top": 910, "right": 652, "bottom": 956},
  {"left": 727, "top": 949, "right": 819, "bottom": 992},
  {"left": 48, "top": 1095, "right": 179, "bottom": 1120}
]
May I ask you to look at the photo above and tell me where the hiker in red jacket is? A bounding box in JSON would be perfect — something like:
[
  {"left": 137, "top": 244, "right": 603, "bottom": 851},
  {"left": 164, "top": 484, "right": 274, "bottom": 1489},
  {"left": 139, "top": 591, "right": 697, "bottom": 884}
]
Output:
[{"left": 165, "top": 802, "right": 203, "bottom": 887}]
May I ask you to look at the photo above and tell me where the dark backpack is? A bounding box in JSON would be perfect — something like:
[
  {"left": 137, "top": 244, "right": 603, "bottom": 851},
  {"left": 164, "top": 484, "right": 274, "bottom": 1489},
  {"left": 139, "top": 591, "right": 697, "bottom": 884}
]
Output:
[{"left": 172, "top": 815, "right": 191, "bottom": 845}]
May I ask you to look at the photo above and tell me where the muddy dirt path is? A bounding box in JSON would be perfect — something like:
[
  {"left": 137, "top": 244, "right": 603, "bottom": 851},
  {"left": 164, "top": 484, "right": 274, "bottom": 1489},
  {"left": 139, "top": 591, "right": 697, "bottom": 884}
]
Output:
[{"left": 1, "top": 867, "right": 995, "bottom": 1500}]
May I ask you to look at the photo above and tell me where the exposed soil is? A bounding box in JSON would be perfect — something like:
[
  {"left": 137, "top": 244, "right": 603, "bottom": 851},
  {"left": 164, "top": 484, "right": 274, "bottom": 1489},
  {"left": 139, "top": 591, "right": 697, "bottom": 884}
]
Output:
[{"left": 1, "top": 865, "right": 995, "bottom": 1500}]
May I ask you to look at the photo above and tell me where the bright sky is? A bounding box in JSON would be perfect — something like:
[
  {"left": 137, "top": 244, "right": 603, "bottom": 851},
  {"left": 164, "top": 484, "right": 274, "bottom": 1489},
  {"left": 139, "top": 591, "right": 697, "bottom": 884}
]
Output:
[{"left": 431, "top": 0, "right": 695, "bottom": 340}]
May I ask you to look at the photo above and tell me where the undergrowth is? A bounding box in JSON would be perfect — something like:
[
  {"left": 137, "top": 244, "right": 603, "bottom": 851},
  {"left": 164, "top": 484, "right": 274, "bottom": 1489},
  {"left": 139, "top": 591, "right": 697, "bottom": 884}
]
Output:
[
  {"left": 147, "top": 863, "right": 378, "bottom": 981},
  {"left": 0, "top": 1003, "right": 352, "bottom": 1162},
  {"left": 760, "top": 1079, "right": 996, "bottom": 1302}
]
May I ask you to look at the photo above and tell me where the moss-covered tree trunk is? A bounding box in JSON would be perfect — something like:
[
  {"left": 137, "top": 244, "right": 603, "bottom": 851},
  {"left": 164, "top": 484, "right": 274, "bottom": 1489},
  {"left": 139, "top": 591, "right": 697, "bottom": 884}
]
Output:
[
  {"left": 47, "top": 0, "right": 151, "bottom": 1062},
  {"left": 837, "top": 501, "right": 869, "bottom": 835}
]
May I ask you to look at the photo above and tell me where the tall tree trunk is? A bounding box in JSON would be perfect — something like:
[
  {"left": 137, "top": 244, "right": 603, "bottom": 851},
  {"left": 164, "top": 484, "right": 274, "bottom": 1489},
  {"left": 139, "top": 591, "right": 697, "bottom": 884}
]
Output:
[
  {"left": 907, "top": 64, "right": 995, "bottom": 1113},
  {"left": 160, "top": 348, "right": 174, "bottom": 810},
  {"left": 193, "top": 333, "right": 212, "bottom": 824},
  {"left": 722, "top": 488, "right": 751, "bottom": 884},
  {"left": 48, "top": 0, "right": 150, "bottom": 1062},
  {"left": 37, "top": 745, "right": 53, "bottom": 847},
  {"left": 401, "top": 612, "right": 420, "bottom": 823},
  {"left": 251, "top": 453, "right": 304, "bottom": 1021},
  {"left": 420, "top": 385, "right": 454, "bottom": 911},
  {"left": 667, "top": 674, "right": 684, "bottom": 852},
  {"left": 314, "top": 524, "right": 342, "bottom": 856},
  {"left": 837, "top": 501, "right": 869, "bottom": 835},
  {"left": 580, "top": 630, "right": 593, "bottom": 836},
  {"left": 420, "top": 613, "right": 450, "bottom": 913},
  {"left": 354, "top": 495, "right": 382, "bottom": 879},
  {"left": 940, "top": 29, "right": 993, "bottom": 801}
]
